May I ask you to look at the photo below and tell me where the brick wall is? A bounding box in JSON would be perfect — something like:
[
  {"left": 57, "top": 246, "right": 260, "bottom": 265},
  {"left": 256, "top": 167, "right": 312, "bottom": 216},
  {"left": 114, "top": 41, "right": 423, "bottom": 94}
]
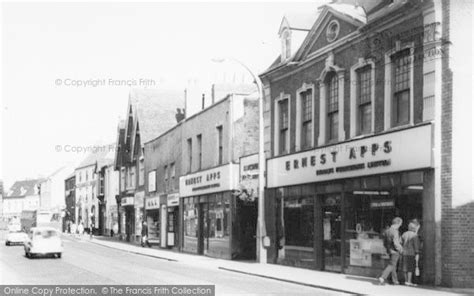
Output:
[
  {"left": 232, "top": 98, "right": 259, "bottom": 161},
  {"left": 267, "top": 11, "right": 424, "bottom": 157},
  {"left": 440, "top": 0, "right": 474, "bottom": 288}
]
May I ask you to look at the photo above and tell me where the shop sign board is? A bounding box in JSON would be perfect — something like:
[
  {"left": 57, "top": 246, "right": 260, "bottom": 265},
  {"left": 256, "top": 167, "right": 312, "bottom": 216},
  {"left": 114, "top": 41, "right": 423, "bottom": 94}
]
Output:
[
  {"left": 167, "top": 193, "right": 180, "bottom": 207},
  {"left": 370, "top": 199, "right": 395, "bottom": 209},
  {"left": 179, "top": 164, "right": 239, "bottom": 197},
  {"left": 239, "top": 154, "right": 260, "bottom": 200},
  {"left": 267, "top": 124, "right": 433, "bottom": 188},
  {"left": 121, "top": 197, "right": 134, "bottom": 206},
  {"left": 146, "top": 196, "right": 160, "bottom": 210}
]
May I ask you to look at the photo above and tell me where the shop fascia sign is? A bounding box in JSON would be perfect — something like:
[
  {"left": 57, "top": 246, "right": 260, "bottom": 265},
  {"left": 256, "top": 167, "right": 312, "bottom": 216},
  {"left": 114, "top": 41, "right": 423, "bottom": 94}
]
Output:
[
  {"left": 121, "top": 197, "right": 134, "bottom": 206},
  {"left": 267, "top": 124, "right": 433, "bottom": 188},
  {"left": 146, "top": 196, "right": 160, "bottom": 210},
  {"left": 167, "top": 193, "right": 179, "bottom": 207},
  {"left": 237, "top": 154, "right": 260, "bottom": 201},
  {"left": 179, "top": 164, "right": 239, "bottom": 197}
]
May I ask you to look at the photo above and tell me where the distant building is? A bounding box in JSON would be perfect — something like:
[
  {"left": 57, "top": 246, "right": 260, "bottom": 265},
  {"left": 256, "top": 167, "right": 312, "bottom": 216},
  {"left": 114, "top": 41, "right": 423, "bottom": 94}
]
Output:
[
  {"left": 64, "top": 173, "right": 76, "bottom": 231},
  {"left": 74, "top": 145, "right": 115, "bottom": 234},
  {"left": 184, "top": 83, "right": 256, "bottom": 118},
  {"left": 97, "top": 158, "right": 119, "bottom": 236},
  {"left": 3, "top": 179, "right": 43, "bottom": 220},
  {"left": 115, "top": 89, "right": 184, "bottom": 243},
  {"left": 39, "top": 165, "right": 75, "bottom": 213}
]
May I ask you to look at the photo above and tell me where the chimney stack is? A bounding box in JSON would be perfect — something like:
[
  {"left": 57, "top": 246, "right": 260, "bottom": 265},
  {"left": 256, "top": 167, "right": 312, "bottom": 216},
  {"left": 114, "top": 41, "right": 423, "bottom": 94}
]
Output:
[
  {"left": 211, "top": 84, "right": 215, "bottom": 104},
  {"left": 202, "top": 94, "right": 205, "bottom": 110}
]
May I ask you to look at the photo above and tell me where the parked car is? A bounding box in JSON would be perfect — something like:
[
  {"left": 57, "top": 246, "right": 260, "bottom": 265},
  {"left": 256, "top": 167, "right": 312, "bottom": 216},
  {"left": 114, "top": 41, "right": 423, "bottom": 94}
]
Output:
[
  {"left": 24, "top": 227, "right": 63, "bottom": 258},
  {"left": 5, "top": 231, "right": 28, "bottom": 246}
]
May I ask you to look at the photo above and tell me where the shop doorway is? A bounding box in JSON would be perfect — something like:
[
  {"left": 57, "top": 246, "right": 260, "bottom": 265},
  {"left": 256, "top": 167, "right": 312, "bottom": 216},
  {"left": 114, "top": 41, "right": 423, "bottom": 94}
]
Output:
[
  {"left": 235, "top": 199, "right": 257, "bottom": 260},
  {"left": 321, "top": 194, "right": 342, "bottom": 272},
  {"left": 167, "top": 207, "right": 179, "bottom": 247},
  {"left": 197, "top": 203, "right": 209, "bottom": 255},
  {"left": 125, "top": 207, "right": 135, "bottom": 242},
  {"left": 98, "top": 203, "right": 105, "bottom": 235}
]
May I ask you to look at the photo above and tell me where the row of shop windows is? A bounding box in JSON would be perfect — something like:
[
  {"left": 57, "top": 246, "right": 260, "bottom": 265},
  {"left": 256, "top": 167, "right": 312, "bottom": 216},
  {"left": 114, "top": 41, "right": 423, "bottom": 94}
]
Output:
[
  {"left": 270, "top": 171, "right": 425, "bottom": 278},
  {"left": 183, "top": 193, "right": 231, "bottom": 256}
]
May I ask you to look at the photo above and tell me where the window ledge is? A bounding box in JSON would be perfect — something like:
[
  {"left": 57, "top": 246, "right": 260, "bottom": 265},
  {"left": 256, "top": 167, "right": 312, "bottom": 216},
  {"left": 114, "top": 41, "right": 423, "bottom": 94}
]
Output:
[
  {"left": 352, "top": 132, "right": 376, "bottom": 140},
  {"left": 387, "top": 123, "right": 414, "bottom": 132}
]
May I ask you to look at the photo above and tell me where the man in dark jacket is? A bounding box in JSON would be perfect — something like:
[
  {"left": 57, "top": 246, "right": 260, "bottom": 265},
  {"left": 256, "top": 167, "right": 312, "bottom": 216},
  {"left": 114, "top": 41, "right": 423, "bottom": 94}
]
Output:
[{"left": 379, "top": 217, "right": 404, "bottom": 285}]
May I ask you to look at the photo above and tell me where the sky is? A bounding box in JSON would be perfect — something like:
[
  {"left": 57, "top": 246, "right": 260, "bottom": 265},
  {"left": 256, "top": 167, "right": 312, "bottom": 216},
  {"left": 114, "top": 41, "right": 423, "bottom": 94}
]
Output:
[{"left": 1, "top": 1, "right": 330, "bottom": 189}]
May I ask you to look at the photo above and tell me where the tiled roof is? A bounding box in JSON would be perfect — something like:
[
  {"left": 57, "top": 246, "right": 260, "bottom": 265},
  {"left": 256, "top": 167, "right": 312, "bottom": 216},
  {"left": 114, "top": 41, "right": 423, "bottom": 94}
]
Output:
[
  {"left": 5, "top": 179, "right": 43, "bottom": 198},
  {"left": 129, "top": 88, "right": 184, "bottom": 146}
]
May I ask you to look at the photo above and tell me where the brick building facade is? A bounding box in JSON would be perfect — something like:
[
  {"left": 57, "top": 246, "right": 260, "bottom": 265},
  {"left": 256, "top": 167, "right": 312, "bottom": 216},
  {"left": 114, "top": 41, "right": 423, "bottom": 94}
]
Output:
[{"left": 259, "top": 0, "right": 472, "bottom": 288}]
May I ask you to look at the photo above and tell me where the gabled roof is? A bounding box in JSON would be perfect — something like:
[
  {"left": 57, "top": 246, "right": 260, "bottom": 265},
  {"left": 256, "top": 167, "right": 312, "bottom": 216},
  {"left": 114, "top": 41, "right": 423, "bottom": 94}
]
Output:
[
  {"left": 127, "top": 89, "right": 184, "bottom": 158},
  {"left": 295, "top": 3, "right": 366, "bottom": 61},
  {"left": 366, "top": 0, "right": 410, "bottom": 23},
  {"left": 261, "top": 2, "right": 366, "bottom": 76},
  {"left": 326, "top": 3, "right": 366, "bottom": 24},
  {"left": 6, "top": 179, "right": 43, "bottom": 198},
  {"left": 114, "top": 120, "right": 126, "bottom": 169}
]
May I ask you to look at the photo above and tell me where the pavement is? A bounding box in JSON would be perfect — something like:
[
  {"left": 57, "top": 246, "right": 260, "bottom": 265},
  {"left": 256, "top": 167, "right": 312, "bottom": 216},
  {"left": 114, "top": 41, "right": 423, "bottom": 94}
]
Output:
[{"left": 76, "top": 234, "right": 474, "bottom": 296}]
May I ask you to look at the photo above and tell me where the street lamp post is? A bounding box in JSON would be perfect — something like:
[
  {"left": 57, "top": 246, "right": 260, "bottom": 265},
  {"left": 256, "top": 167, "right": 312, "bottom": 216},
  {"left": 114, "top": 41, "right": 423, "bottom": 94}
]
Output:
[{"left": 212, "top": 58, "right": 267, "bottom": 264}]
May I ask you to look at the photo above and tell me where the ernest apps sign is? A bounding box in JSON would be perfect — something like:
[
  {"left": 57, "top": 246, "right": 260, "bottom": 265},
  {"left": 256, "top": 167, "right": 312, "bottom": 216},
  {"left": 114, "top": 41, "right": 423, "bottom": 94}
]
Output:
[{"left": 267, "top": 124, "right": 433, "bottom": 188}]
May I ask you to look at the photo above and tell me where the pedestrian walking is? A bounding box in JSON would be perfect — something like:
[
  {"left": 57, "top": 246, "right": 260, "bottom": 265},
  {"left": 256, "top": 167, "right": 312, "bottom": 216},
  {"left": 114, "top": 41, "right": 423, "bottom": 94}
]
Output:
[
  {"left": 113, "top": 222, "right": 118, "bottom": 237},
  {"left": 401, "top": 220, "right": 421, "bottom": 286},
  {"left": 78, "top": 221, "right": 84, "bottom": 236},
  {"left": 71, "top": 223, "right": 77, "bottom": 236},
  {"left": 90, "top": 221, "right": 95, "bottom": 239},
  {"left": 378, "top": 217, "right": 404, "bottom": 285},
  {"left": 141, "top": 221, "right": 150, "bottom": 247}
]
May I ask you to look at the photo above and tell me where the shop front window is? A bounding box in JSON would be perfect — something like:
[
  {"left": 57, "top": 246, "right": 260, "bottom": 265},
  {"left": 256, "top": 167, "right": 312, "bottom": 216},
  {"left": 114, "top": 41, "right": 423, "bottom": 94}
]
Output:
[
  {"left": 276, "top": 185, "right": 316, "bottom": 269},
  {"left": 146, "top": 211, "right": 160, "bottom": 241},
  {"left": 183, "top": 200, "right": 198, "bottom": 252},
  {"left": 206, "top": 193, "right": 230, "bottom": 257},
  {"left": 344, "top": 173, "right": 423, "bottom": 278}
]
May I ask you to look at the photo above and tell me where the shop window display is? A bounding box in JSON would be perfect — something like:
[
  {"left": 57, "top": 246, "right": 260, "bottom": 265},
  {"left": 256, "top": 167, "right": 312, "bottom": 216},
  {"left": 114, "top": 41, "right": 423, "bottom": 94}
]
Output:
[
  {"left": 183, "top": 200, "right": 198, "bottom": 252},
  {"left": 206, "top": 193, "right": 230, "bottom": 257},
  {"left": 276, "top": 186, "right": 316, "bottom": 269},
  {"left": 344, "top": 186, "right": 422, "bottom": 277}
]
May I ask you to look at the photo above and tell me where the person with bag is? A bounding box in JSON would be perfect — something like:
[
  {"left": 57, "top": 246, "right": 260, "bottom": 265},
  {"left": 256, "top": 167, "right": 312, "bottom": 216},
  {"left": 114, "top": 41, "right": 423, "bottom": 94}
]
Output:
[
  {"left": 378, "top": 217, "right": 404, "bottom": 285},
  {"left": 401, "top": 219, "right": 421, "bottom": 286}
]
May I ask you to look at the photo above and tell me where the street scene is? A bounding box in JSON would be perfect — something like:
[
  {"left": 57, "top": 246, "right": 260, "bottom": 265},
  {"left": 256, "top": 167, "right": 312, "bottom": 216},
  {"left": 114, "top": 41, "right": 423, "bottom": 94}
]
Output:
[
  {"left": 0, "top": 234, "right": 342, "bottom": 296},
  {"left": 1, "top": 0, "right": 473, "bottom": 296}
]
